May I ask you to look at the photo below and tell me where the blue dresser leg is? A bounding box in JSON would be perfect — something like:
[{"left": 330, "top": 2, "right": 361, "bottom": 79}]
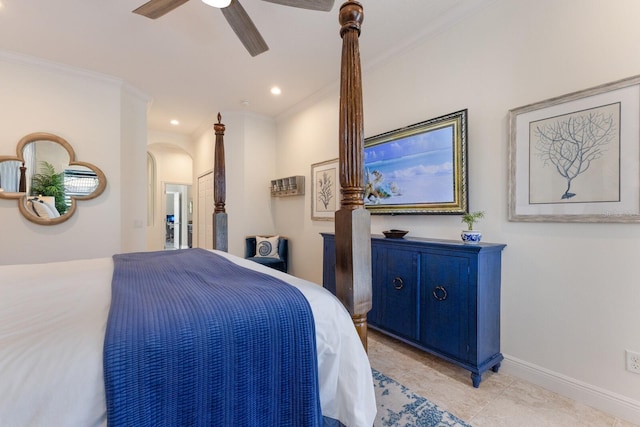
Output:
[
  {"left": 471, "top": 372, "right": 481, "bottom": 388},
  {"left": 492, "top": 362, "right": 501, "bottom": 373}
]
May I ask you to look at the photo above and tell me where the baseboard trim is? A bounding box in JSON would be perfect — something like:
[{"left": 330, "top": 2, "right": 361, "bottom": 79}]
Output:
[{"left": 502, "top": 355, "right": 640, "bottom": 425}]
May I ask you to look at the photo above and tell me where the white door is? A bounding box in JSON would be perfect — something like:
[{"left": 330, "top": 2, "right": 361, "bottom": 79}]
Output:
[
  {"left": 172, "top": 192, "right": 181, "bottom": 250},
  {"left": 197, "top": 172, "right": 214, "bottom": 249}
]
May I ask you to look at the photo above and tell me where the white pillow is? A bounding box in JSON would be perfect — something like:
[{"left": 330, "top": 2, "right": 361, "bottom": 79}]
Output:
[
  {"left": 30, "top": 200, "right": 54, "bottom": 218},
  {"left": 42, "top": 201, "right": 60, "bottom": 217},
  {"left": 39, "top": 197, "right": 60, "bottom": 217},
  {"left": 255, "top": 235, "right": 280, "bottom": 259}
]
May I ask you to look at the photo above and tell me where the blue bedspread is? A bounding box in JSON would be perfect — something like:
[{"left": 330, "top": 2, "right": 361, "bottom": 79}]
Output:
[{"left": 103, "top": 249, "right": 321, "bottom": 427}]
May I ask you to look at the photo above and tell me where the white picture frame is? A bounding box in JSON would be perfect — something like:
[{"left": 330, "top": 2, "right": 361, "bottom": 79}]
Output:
[{"left": 508, "top": 75, "right": 640, "bottom": 222}]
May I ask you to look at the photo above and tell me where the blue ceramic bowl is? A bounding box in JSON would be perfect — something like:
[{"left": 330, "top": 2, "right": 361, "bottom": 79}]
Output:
[{"left": 461, "top": 231, "right": 482, "bottom": 244}]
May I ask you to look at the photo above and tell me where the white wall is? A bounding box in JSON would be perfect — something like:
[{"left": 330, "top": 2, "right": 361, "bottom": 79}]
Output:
[
  {"left": 0, "top": 51, "right": 148, "bottom": 265},
  {"left": 274, "top": 0, "right": 640, "bottom": 423},
  {"left": 274, "top": 95, "right": 339, "bottom": 278},
  {"left": 242, "top": 113, "right": 279, "bottom": 241},
  {"left": 120, "top": 84, "right": 150, "bottom": 253}
]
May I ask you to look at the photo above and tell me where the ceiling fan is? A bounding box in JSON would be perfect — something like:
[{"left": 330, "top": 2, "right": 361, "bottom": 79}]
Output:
[{"left": 133, "top": 0, "right": 335, "bottom": 57}]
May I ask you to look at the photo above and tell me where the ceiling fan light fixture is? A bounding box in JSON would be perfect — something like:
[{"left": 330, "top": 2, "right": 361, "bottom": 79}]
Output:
[{"left": 202, "top": 0, "right": 231, "bottom": 8}]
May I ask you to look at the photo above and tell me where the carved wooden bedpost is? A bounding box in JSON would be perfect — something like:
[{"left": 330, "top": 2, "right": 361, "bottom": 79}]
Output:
[
  {"left": 19, "top": 162, "right": 26, "bottom": 193},
  {"left": 213, "top": 113, "right": 228, "bottom": 252},
  {"left": 335, "top": 1, "right": 371, "bottom": 351}
]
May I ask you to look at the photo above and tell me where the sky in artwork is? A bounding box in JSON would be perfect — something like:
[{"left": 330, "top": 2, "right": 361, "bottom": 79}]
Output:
[{"left": 364, "top": 125, "right": 455, "bottom": 204}]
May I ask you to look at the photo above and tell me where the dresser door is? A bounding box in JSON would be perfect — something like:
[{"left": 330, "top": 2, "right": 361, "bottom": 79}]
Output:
[
  {"left": 420, "top": 253, "right": 470, "bottom": 361},
  {"left": 377, "top": 247, "right": 419, "bottom": 341}
]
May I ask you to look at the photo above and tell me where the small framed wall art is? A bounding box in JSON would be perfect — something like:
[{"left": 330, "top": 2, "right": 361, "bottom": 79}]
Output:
[{"left": 311, "top": 158, "right": 339, "bottom": 221}]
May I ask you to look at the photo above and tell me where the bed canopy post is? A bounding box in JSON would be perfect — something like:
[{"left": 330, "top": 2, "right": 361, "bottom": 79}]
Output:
[
  {"left": 19, "top": 162, "right": 26, "bottom": 193},
  {"left": 335, "top": 1, "right": 371, "bottom": 351},
  {"left": 213, "top": 113, "right": 228, "bottom": 252}
]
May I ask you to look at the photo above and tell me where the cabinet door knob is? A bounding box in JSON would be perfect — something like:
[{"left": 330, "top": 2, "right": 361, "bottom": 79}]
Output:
[
  {"left": 392, "top": 277, "right": 404, "bottom": 290},
  {"left": 433, "top": 286, "right": 448, "bottom": 301}
]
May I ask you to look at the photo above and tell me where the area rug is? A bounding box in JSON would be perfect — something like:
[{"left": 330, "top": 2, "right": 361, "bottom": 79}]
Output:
[{"left": 372, "top": 369, "right": 472, "bottom": 427}]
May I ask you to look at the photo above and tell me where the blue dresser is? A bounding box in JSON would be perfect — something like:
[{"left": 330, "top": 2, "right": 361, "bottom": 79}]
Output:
[{"left": 321, "top": 233, "right": 506, "bottom": 387}]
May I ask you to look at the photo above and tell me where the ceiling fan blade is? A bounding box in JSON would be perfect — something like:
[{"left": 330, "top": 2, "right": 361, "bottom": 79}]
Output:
[
  {"left": 221, "top": 0, "right": 269, "bottom": 57},
  {"left": 261, "top": 0, "right": 334, "bottom": 12},
  {"left": 133, "top": 0, "right": 190, "bottom": 19}
]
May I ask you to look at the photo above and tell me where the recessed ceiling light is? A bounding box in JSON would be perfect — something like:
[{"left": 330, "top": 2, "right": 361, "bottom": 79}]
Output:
[
  {"left": 170, "top": 119, "right": 180, "bottom": 126},
  {"left": 270, "top": 86, "right": 282, "bottom": 96}
]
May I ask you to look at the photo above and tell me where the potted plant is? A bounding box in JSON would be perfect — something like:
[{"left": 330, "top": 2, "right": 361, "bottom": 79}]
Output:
[
  {"left": 461, "top": 210, "right": 484, "bottom": 244},
  {"left": 30, "top": 161, "right": 68, "bottom": 215}
]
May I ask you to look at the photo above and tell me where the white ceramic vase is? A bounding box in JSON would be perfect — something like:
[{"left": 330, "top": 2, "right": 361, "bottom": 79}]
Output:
[{"left": 461, "top": 230, "right": 482, "bottom": 244}]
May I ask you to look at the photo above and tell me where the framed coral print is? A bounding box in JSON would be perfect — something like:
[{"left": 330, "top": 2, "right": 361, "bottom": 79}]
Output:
[
  {"left": 364, "top": 110, "right": 468, "bottom": 214},
  {"left": 311, "top": 158, "right": 339, "bottom": 221},
  {"left": 508, "top": 75, "right": 640, "bottom": 222}
]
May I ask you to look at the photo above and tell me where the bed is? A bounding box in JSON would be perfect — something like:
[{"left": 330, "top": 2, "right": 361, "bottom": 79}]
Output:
[{"left": 0, "top": 249, "right": 376, "bottom": 426}]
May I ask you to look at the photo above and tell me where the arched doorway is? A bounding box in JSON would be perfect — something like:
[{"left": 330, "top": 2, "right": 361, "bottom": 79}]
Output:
[{"left": 147, "top": 143, "right": 193, "bottom": 251}]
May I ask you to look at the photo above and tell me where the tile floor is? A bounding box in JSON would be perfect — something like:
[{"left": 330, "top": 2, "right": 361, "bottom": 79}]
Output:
[{"left": 367, "top": 329, "right": 638, "bottom": 427}]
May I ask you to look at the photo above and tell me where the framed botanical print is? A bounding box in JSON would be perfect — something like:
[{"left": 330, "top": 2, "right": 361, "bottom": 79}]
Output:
[
  {"left": 509, "top": 75, "right": 640, "bottom": 222},
  {"left": 311, "top": 158, "right": 339, "bottom": 221}
]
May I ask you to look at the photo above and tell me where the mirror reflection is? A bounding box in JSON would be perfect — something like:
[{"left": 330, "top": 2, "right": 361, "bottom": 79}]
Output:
[
  {"left": 0, "top": 132, "right": 106, "bottom": 225},
  {"left": 0, "top": 160, "right": 24, "bottom": 193}
]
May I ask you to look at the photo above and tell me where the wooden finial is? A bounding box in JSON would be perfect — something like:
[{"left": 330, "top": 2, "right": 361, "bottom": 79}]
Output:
[
  {"left": 339, "top": 1, "right": 363, "bottom": 37},
  {"left": 214, "top": 113, "right": 225, "bottom": 134}
]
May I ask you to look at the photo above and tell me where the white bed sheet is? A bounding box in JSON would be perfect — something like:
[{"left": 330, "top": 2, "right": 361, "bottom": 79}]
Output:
[{"left": 0, "top": 250, "right": 376, "bottom": 427}]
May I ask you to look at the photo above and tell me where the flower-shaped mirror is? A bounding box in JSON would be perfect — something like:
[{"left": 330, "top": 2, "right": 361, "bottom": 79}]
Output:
[{"left": 0, "top": 132, "right": 106, "bottom": 225}]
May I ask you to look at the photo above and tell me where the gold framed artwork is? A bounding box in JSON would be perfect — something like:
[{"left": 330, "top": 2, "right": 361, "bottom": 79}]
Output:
[{"left": 364, "top": 110, "right": 468, "bottom": 215}]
